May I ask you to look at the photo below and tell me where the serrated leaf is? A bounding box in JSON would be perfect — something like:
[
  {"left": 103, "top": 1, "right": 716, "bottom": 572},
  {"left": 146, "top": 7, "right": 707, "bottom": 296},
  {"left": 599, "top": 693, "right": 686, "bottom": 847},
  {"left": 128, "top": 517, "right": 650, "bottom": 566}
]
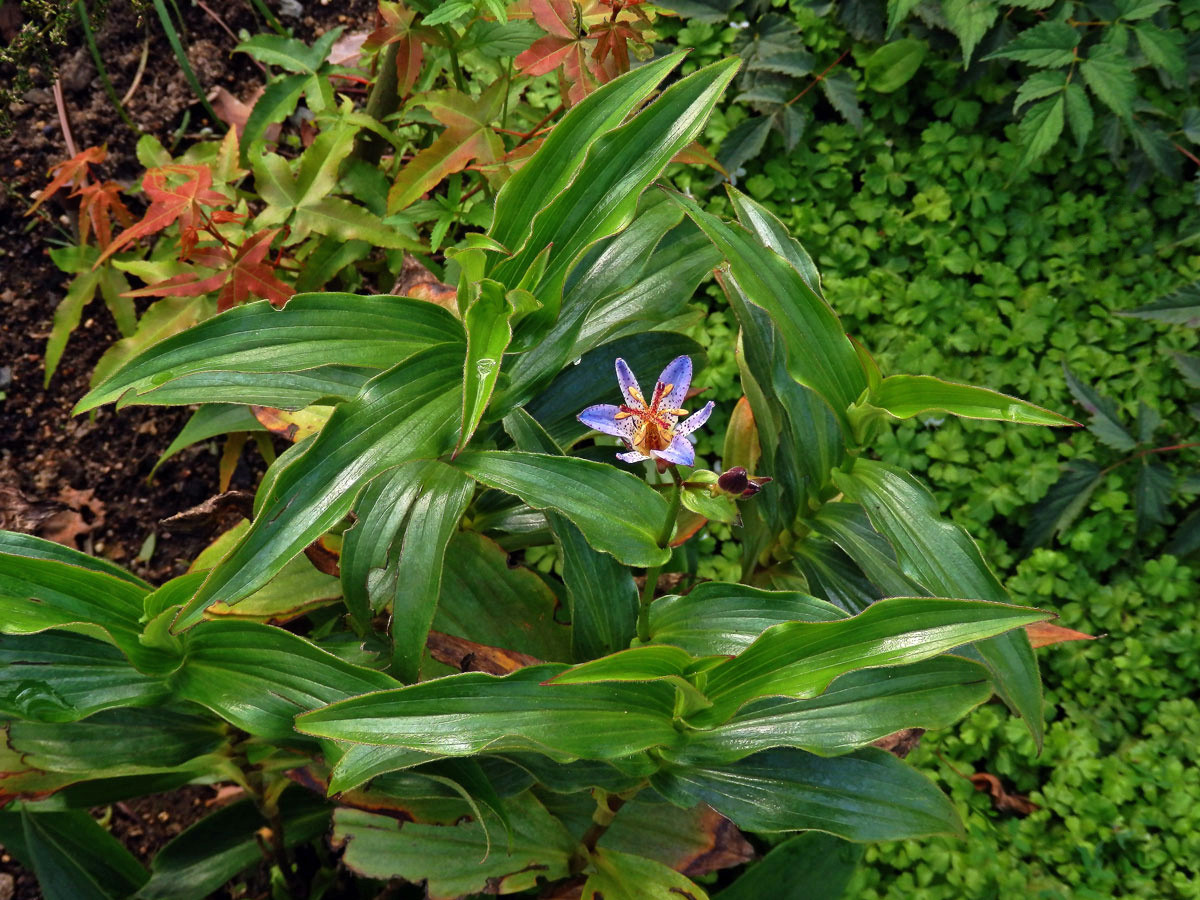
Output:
[
  {"left": 1121, "top": 280, "right": 1200, "bottom": 325},
  {"left": 1115, "top": 0, "right": 1170, "bottom": 20},
  {"left": 1135, "top": 459, "right": 1173, "bottom": 535},
  {"left": 718, "top": 115, "right": 773, "bottom": 176},
  {"left": 1013, "top": 70, "right": 1067, "bottom": 113},
  {"left": 819, "top": 69, "right": 863, "bottom": 132},
  {"left": 1063, "top": 366, "right": 1136, "bottom": 451},
  {"left": 984, "top": 20, "right": 1078, "bottom": 67},
  {"left": 1063, "top": 82, "right": 1094, "bottom": 150},
  {"left": 1016, "top": 94, "right": 1065, "bottom": 169},
  {"left": 1021, "top": 460, "right": 1104, "bottom": 553},
  {"left": 886, "top": 0, "right": 923, "bottom": 36},
  {"left": 943, "top": 0, "right": 1000, "bottom": 66},
  {"left": 1135, "top": 24, "right": 1186, "bottom": 80},
  {"left": 1081, "top": 44, "right": 1136, "bottom": 119}
]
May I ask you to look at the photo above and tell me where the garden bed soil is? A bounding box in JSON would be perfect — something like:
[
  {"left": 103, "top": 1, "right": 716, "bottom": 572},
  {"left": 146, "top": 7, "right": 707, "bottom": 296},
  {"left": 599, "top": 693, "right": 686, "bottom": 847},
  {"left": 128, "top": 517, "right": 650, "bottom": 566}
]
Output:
[{"left": 1, "top": 1, "right": 373, "bottom": 895}]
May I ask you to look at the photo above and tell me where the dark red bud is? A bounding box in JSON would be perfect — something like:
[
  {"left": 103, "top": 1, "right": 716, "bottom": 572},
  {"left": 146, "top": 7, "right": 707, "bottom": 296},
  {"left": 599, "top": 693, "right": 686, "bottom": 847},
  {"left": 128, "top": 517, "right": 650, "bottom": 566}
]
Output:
[{"left": 718, "top": 467, "right": 750, "bottom": 495}]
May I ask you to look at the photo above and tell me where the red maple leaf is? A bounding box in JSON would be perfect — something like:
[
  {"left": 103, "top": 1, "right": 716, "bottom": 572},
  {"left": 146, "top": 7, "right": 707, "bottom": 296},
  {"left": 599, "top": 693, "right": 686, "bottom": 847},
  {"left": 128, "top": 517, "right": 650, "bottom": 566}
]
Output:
[
  {"left": 365, "top": 0, "right": 442, "bottom": 98},
  {"left": 97, "top": 165, "right": 235, "bottom": 265},
  {"left": 122, "top": 229, "right": 293, "bottom": 312},
  {"left": 72, "top": 180, "right": 135, "bottom": 250},
  {"left": 26, "top": 145, "right": 106, "bottom": 216}
]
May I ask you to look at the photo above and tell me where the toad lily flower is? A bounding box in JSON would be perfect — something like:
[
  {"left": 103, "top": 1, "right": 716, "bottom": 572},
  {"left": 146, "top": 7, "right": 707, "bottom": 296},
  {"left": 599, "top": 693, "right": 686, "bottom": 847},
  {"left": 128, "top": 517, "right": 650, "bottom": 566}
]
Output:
[{"left": 578, "top": 356, "right": 715, "bottom": 468}]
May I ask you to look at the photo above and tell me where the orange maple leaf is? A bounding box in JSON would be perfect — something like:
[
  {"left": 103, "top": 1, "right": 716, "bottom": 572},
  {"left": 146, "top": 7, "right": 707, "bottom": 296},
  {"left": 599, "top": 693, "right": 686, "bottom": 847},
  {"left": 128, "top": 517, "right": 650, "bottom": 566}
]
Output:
[
  {"left": 121, "top": 229, "right": 293, "bottom": 312},
  {"left": 72, "top": 180, "right": 135, "bottom": 250},
  {"left": 97, "top": 165, "right": 234, "bottom": 266},
  {"left": 365, "top": 0, "right": 441, "bottom": 98},
  {"left": 27, "top": 145, "right": 106, "bottom": 216}
]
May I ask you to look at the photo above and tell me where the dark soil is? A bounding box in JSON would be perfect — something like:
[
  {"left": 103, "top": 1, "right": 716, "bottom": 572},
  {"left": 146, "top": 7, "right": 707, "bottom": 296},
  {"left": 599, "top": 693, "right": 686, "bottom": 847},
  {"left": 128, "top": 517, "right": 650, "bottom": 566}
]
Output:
[{"left": 1, "top": 1, "right": 374, "bottom": 896}]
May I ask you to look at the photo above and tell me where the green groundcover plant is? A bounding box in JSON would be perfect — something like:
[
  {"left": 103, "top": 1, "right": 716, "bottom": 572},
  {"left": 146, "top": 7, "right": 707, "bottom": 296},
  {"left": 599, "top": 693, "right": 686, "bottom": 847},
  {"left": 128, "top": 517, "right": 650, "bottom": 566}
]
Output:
[{"left": 0, "top": 54, "right": 1081, "bottom": 897}]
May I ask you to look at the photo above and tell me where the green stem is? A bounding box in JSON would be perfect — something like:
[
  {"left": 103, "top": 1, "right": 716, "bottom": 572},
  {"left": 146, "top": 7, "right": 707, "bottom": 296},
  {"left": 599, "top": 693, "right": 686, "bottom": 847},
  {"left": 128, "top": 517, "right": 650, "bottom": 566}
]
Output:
[
  {"left": 441, "top": 26, "right": 467, "bottom": 92},
  {"left": 636, "top": 468, "right": 684, "bottom": 643}
]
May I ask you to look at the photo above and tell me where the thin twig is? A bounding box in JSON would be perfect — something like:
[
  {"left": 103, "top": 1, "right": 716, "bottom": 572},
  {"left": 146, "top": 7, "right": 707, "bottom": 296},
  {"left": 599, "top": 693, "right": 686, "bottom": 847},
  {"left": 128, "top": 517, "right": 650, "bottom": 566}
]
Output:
[
  {"left": 197, "top": 1, "right": 266, "bottom": 74},
  {"left": 786, "top": 49, "right": 851, "bottom": 107},
  {"left": 121, "top": 35, "right": 151, "bottom": 107},
  {"left": 51, "top": 79, "right": 78, "bottom": 158}
]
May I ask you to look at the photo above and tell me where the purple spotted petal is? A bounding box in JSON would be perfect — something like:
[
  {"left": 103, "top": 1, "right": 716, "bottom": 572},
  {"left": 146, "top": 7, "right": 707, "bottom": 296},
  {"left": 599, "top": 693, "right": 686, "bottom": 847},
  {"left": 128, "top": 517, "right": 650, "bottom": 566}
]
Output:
[
  {"left": 578, "top": 404, "right": 638, "bottom": 440},
  {"left": 651, "top": 435, "right": 695, "bottom": 467},
  {"left": 617, "top": 449, "right": 650, "bottom": 463},
  {"left": 655, "top": 356, "right": 693, "bottom": 411},
  {"left": 676, "top": 401, "right": 714, "bottom": 438},
  {"left": 614, "top": 358, "right": 643, "bottom": 407}
]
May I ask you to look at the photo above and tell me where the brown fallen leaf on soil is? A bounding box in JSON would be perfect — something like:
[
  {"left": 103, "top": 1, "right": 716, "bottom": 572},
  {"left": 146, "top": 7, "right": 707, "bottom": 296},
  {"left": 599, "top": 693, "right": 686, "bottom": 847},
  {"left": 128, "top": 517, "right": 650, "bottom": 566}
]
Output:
[
  {"left": 0, "top": 482, "right": 68, "bottom": 533},
  {"left": 426, "top": 631, "right": 543, "bottom": 675},
  {"left": 39, "top": 487, "right": 106, "bottom": 549},
  {"left": 208, "top": 86, "right": 280, "bottom": 141},
  {"left": 968, "top": 772, "right": 1039, "bottom": 816},
  {"left": 1025, "top": 621, "right": 1097, "bottom": 649}
]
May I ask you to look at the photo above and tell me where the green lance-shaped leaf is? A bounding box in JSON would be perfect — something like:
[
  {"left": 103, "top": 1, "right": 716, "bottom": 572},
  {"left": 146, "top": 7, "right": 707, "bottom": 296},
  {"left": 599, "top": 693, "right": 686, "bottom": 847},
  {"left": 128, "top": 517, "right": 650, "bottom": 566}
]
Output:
[
  {"left": 652, "top": 747, "right": 963, "bottom": 841},
  {"left": 6, "top": 707, "right": 228, "bottom": 778},
  {"left": 688, "top": 595, "right": 1047, "bottom": 726},
  {"left": 459, "top": 279, "right": 516, "bottom": 451},
  {"left": 173, "top": 620, "right": 399, "bottom": 740},
  {"left": 864, "top": 39, "right": 927, "bottom": 93},
  {"left": 14, "top": 809, "right": 148, "bottom": 900},
  {"left": 807, "top": 503, "right": 926, "bottom": 598},
  {"left": 435, "top": 531, "right": 571, "bottom": 663},
  {"left": 494, "top": 192, "right": 698, "bottom": 411},
  {"left": 332, "top": 792, "right": 577, "bottom": 898},
  {"left": 136, "top": 788, "right": 331, "bottom": 900},
  {"left": 547, "top": 645, "right": 698, "bottom": 685},
  {"left": 175, "top": 344, "right": 465, "bottom": 626},
  {"left": 713, "top": 832, "right": 862, "bottom": 900},
  {"left": 671, "top": 190, "right": 866, "bottom": 430},
  {"left": 389, "top": 462, "right": 476, "bottom": 682},
  {"left": 340, "top": 462, "right": 430, "bottom": 631},
  {"left": 493, "top": 58, "right": 739, "bottom": 348},
  {"left": 646, "top": 582, "right": 846, "bottom": 658},
  {"left": 297, "top": 664, "right": 684, "bottom": 761},
  {"left": 450, "top": 451, "right": 672, "bottom": 567},
  {"left": 488, "top": 51, "right": 686, "bottom": 260},
  {"left": 0, "top": 631, "right": 170, "bottom": 723},
  {"left": 503, "top": 409, "right": 637, "bottom": 660},
  {"left": 1015, "top": 95, "right": 1065, "bottom": 171},
  {"left": 726, "top": 187, "right": 822, "bottom": 301},
  {"left": 676, "top": 657, "right": 993, "bottom": 764},
  {"left": 832, "top": 459, "right": 1045, "bottom": 748},
  {"left": 583, "top": 848, "right": 710, "bottom": 900},
  {"left": 75, "top": 294, "right": 463, "bottom": 412},
  {"left": 0, "top": 532, "right": 173, "bottom": 672},
  {"left": 792, "top": 537, "right": 882, "bottom": 615},
  {"left": 860, "top": 374, "right": 1076, "bottom": 427}
]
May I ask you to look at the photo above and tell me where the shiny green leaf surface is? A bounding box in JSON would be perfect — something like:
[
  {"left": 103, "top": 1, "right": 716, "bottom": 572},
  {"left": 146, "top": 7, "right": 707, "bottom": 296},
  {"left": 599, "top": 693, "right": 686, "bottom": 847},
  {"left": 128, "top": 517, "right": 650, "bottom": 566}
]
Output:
[
  {"left": 76, "top": 294, "right": 463, "bottom": 412},
  {"left": 583, "top": 848, "right": 710, "bottom": 900},
  {"left": 451, "top": 451, "right": 671, "bottom": 567},
  {"left": 652, "top": 748, "right": 963, "bottom": 840},
  {"left": 177, "top": 344, "right": 464, "bottom": 624},
  {"left": 298, "top": 665, "right": 683, "bottom": 760},
  {"left": 865, "top": 375, "right": 1076, "bottom": 426}
]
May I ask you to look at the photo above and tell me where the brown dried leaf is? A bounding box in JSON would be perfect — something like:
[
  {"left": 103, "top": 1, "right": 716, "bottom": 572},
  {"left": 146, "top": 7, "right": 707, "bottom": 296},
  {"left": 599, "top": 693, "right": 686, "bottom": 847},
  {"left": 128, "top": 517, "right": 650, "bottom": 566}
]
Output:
[
  {"left": 251, "top": 405, "right": 334, "bottom": 442},
  {"left": 1025, "top": 621, "right": 1096, "bottom": 649},
  {"left": 392, "top": 254, "right": 459, "bottom": 315},
  {"left": 872, "top": 727, "right": 925, "bottom": 759},
  {"left": 968, "top": 772, "right": 1039, "bottom": 816},
  {"left": 161, "top": 491, "right": 255, "bottom": 533},
  {"left": 426, "top": 631, "right": 543, "bottom": 675},
  {"left": 0, "top": 483, "right": 67, "bottom": 533},
  {"left": 677, "top": 807, "right": 755, "bottom": 877}
]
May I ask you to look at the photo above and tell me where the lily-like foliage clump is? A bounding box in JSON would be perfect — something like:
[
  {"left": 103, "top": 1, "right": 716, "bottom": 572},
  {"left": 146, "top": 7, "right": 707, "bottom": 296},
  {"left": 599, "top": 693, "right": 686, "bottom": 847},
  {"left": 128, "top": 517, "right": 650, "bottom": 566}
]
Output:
[
  {"left": 1, "top": 52, "right": 1075, "bottom": 899},
  {"left": 580, "top": 355, "right": 714, "bottom": 467}
]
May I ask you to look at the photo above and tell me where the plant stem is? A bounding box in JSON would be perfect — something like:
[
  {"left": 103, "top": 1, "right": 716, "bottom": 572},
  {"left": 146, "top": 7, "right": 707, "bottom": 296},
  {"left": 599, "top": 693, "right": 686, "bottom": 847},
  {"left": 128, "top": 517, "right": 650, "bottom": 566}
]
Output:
[
  {"left": 442, "top": 26, "right": 467, "bottom": 92},
  {"left": 636, "top": 468, "right": 683, "bottom": 642}
]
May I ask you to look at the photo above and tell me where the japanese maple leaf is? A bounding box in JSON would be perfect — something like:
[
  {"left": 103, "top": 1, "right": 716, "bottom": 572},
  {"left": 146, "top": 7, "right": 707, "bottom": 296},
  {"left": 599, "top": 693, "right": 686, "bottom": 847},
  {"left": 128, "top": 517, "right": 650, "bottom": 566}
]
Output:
[
  {"left": 122, "top": 229, "right": 293, "bottom": 312},
  {"left": 517, "top": 0, "right": 606, "bottom": 102},
  {"left": 388, "top": 81, "right": 506, "bottom": 213},
  {"left": 26, "top": 146, "right": 106, "bottom": 216},
  {"left": 97, "top": 165, "right": 234, "bottom": 265},
  {"left": 364, "top": 0, "right": 441, "bottom": 98},
  {"left": 73, "top": 181, "right": 134, "bottom": 250}
]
